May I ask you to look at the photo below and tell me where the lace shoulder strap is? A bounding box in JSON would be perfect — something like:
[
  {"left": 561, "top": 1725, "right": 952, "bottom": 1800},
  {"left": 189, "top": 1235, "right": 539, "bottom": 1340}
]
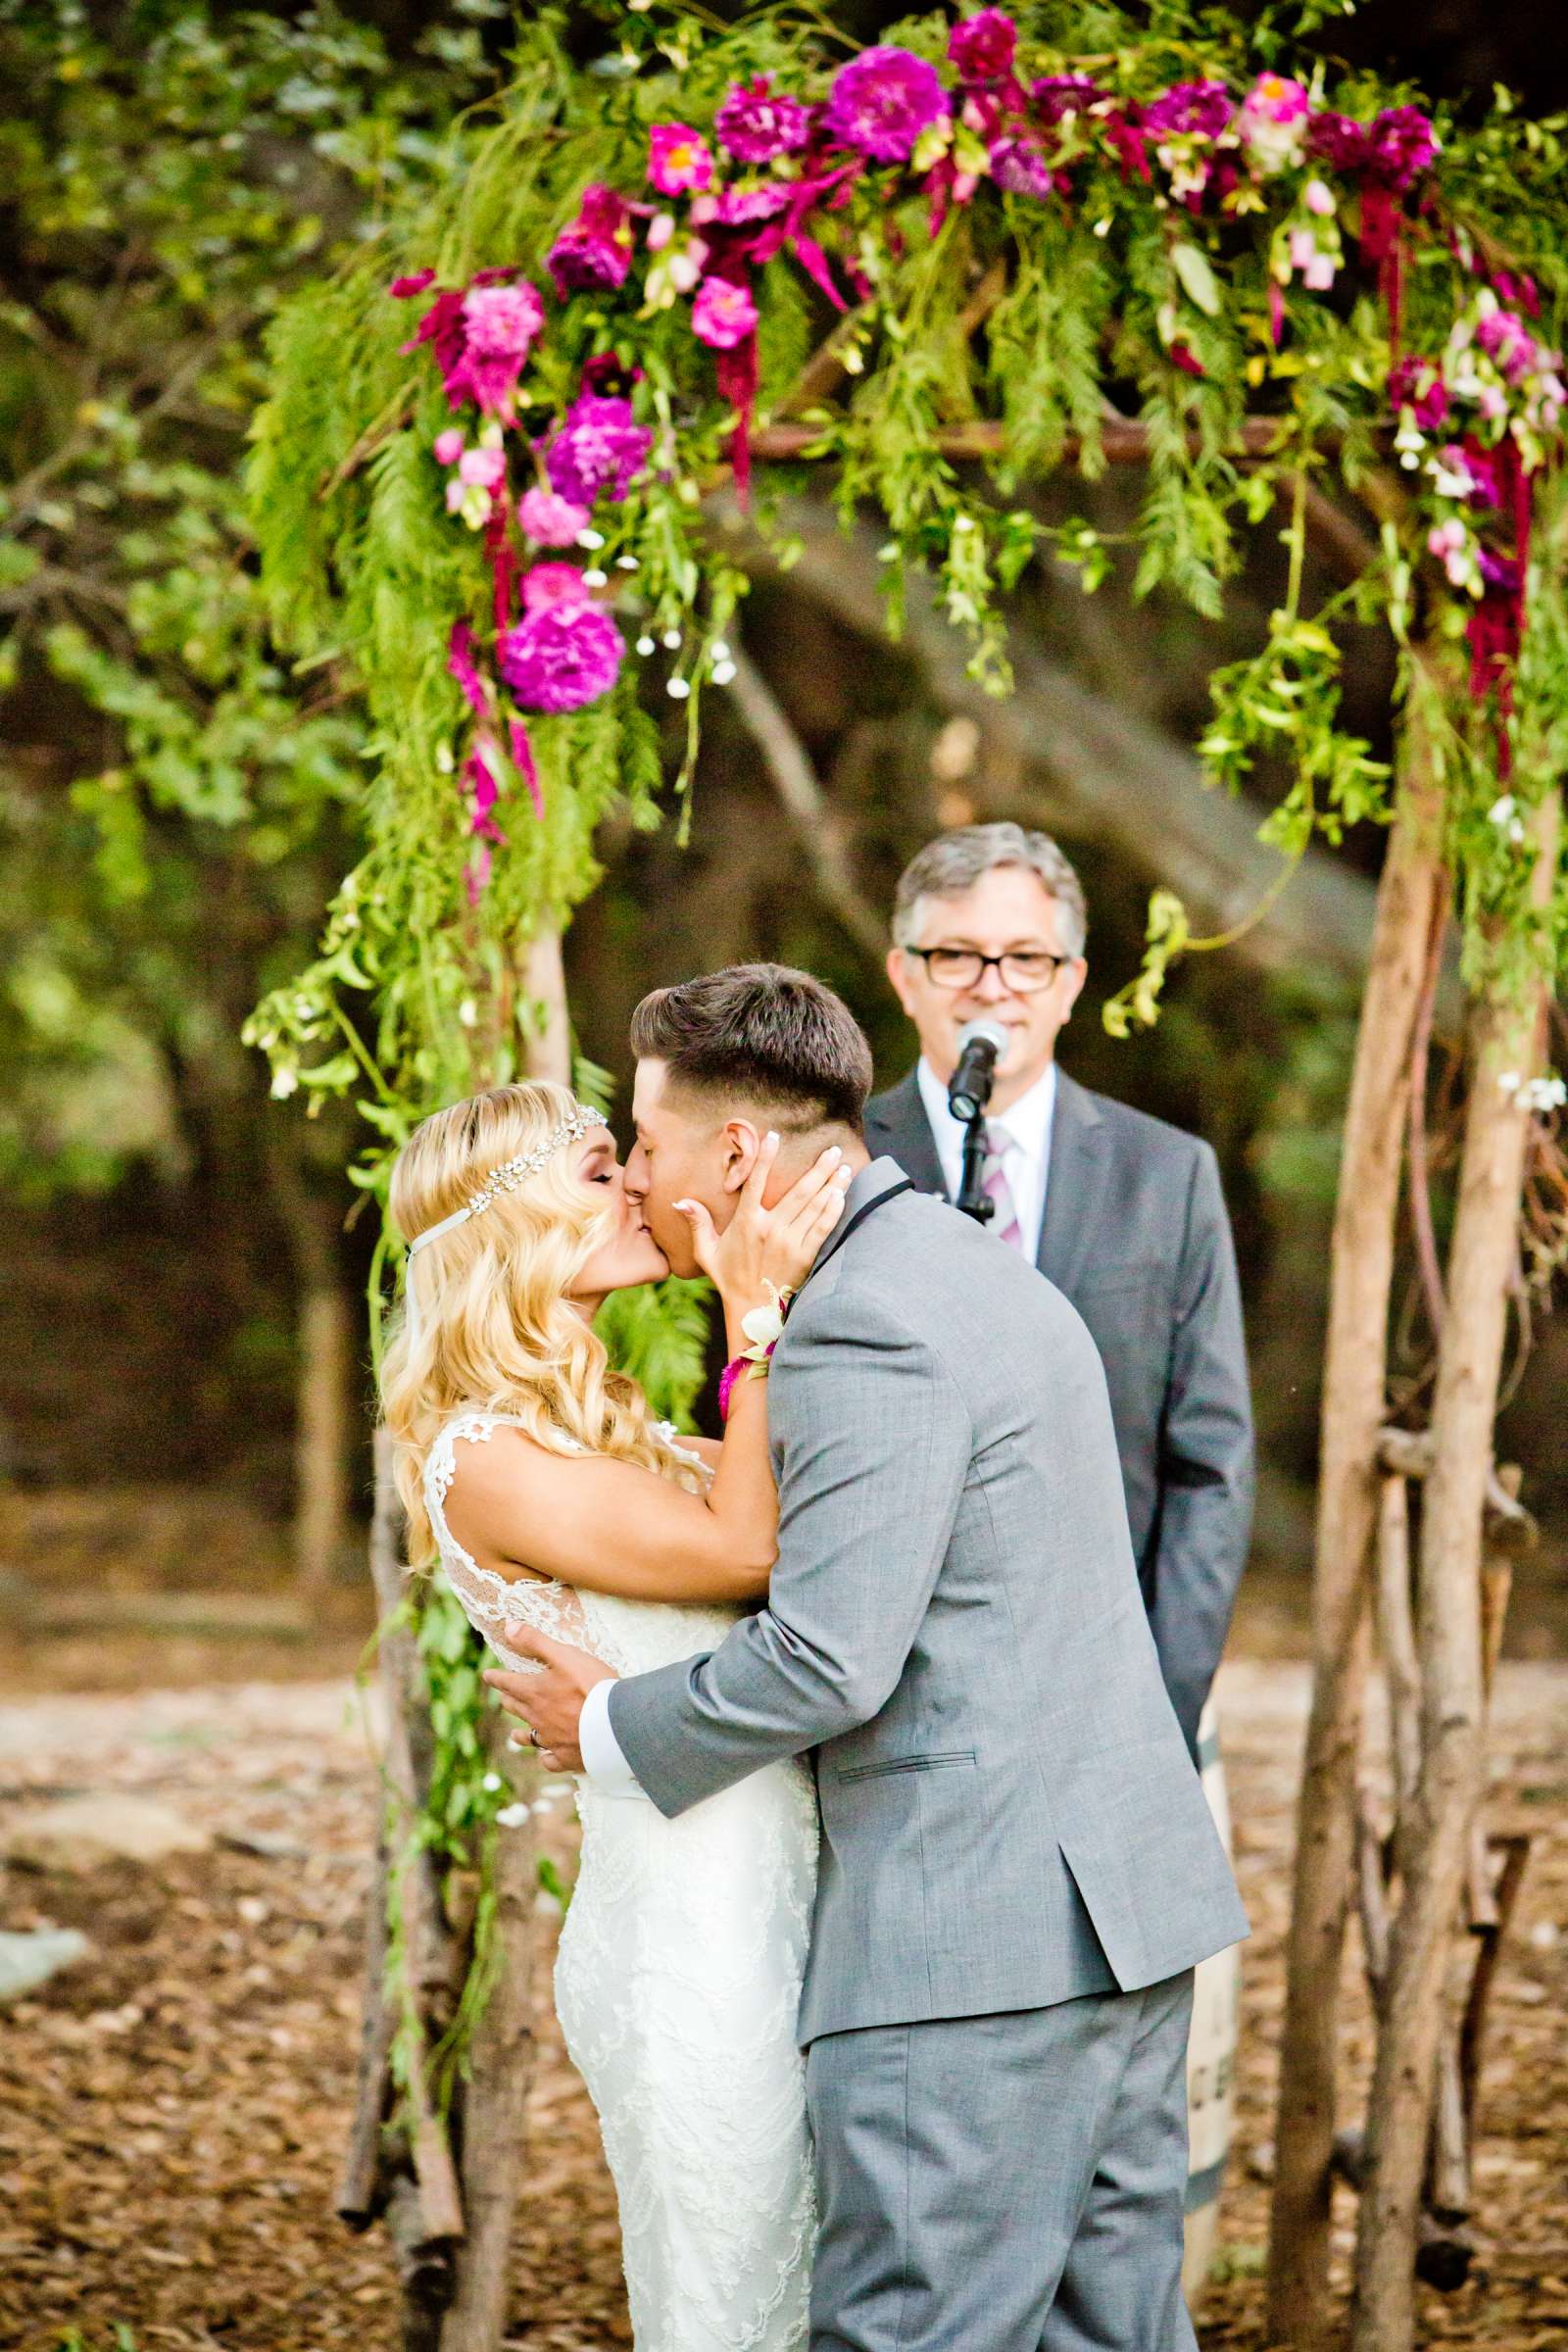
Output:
[{"left": 425, "top": 1413, "right": 600, "bottom": 1673}]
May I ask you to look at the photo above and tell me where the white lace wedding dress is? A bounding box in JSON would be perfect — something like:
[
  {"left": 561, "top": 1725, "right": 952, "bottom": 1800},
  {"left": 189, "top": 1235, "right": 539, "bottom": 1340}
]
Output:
[{"left": 425, "top": 1411, "right": 819, "bottom": 2352}]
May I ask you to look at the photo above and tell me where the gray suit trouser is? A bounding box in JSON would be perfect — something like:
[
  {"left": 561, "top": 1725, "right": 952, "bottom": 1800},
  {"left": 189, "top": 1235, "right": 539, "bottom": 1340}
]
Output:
[{"left": 806, "top": 1971, "right": 1198, "bottom": 2352}]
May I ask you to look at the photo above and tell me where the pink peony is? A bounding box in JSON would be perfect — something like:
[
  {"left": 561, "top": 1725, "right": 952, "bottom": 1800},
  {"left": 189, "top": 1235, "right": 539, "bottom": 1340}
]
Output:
[
  {"left": 948, "top": 10, "right": 1017, "bottom": 87},
  {"left": 547, "top": 183, "right": 633, "bottom": 298},
  {"left": 499, "top": 601, "right": 625, "bottom": 713},
  {"left": 715, "top": 74, "right": 811, "bottom": 162},
  {"left": 650, "top": 123, "right": 714, "bottom": 196},
  {"left": 825, "top": 46, "right": 948, "bottom": 164},
  {"left": 439, "top": 279, "right": 545, "bottom": 415},
  {"left": 692, "top": 275, "right": 760, "bottom": 350},
  {"left": 433, "top": 427, "right": 466, "bottom": 466},
  {"left": 458, "top": 445, "right": 507, "bottom": 490},
  {"left": 1240, "top": 72, "right": 1310, "bottom": 172},
  {"left": 543, "top": 393, "right": 653, "bottom": 509},
  {"left": 519, "top": 562, "right": 592, "bottom": 616},
  {"left": 518, "top": 486, "right": 590, "bottom": 546}
]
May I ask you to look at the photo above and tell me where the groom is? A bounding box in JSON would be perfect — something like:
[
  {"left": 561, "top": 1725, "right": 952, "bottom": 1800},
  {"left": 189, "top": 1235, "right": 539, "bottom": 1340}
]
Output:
[{"left": 490, "top": 963, "right": 1248, "bottom": 2352}]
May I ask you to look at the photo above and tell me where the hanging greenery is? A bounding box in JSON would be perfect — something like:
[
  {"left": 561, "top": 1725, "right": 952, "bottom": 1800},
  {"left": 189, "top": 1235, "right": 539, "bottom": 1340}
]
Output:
[{"left": 246, "top": 0, "right": 1568, "bottom": 2177}]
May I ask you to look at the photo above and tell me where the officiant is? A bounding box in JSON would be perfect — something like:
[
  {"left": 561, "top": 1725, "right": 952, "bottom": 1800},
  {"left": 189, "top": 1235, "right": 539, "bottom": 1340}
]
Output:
[{"left": 865, "top": 822, "right": 1254, "bottom": 1755}]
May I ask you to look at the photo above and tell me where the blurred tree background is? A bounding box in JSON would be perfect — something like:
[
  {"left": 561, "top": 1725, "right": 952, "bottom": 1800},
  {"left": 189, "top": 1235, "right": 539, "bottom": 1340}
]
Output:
[{"left": 2, "top": 0, "right": 1564, "bottom": 1644}]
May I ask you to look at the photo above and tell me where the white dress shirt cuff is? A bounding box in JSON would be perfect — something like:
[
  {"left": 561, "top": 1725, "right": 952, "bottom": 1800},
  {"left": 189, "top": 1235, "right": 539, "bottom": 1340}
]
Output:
[{"left": 579, "top": 1677, "right": 639, "bottom": 1788}]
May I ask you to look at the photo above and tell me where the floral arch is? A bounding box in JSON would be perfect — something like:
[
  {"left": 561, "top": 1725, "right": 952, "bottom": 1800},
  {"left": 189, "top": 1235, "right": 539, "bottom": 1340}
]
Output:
[{"left": 248, "top": 8, "right": 1568, "bottom": 2349}]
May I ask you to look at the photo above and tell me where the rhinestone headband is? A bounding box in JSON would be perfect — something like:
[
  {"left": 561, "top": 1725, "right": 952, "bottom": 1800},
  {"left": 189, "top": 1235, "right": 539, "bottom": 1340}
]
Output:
[{"left": 407, "top": 1102, "right": 599, "bottom": 1261}]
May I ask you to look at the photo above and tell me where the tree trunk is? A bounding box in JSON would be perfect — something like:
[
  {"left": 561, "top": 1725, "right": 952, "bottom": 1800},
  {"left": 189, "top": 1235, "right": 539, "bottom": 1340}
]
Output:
[
  {"left": 268, "top": 1131, "right": 354, "bottom": 1597},
  {"left": 294, "top": 1280, "right": 354, "bottom": 1593},
  {"left": 1266, "top": 675, "right": 1448, "bottom": 2348},
  {"left": 1348, "top": 787, "right": 1560, "bottom": 2352},
  {"left": 437, "top": 1713, "right": 539, "bottom": 2352}
]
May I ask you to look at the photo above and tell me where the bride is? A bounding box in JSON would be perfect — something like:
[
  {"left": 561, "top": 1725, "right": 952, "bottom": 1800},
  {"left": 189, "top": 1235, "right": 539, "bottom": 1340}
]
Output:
[{"left": 379, "top": 1078, "right": 851, "bottom": 2352}]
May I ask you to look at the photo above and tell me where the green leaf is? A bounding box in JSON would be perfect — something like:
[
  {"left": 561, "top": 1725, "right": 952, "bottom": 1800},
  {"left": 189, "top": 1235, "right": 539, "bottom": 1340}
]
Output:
[{"left": 1170, "top": 243, "right": 1222, "bottom": 318}]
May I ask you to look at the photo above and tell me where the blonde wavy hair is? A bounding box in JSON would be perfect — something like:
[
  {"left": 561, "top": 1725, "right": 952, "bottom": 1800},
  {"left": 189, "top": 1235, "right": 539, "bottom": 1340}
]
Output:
[{"left": 381, "top": 1079, "right": 700, "bottom": 1564}]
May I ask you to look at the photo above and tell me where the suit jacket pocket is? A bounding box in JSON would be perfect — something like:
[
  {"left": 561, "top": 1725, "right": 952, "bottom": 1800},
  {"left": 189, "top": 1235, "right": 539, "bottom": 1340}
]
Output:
[{"left": 835, "top": 1748, "right": 977, "bottom": 1783}]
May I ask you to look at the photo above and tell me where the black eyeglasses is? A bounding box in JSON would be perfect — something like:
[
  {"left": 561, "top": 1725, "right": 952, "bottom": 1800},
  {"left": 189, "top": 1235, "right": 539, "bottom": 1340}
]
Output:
[{"left": 907, "top": 948, "right": 1071, "bottom": 994}]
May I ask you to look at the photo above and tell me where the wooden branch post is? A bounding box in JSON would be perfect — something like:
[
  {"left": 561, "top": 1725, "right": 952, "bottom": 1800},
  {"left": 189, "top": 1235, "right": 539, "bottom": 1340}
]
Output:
[
  {"left": 1348, "top": 790, "right": 1559, "bottom": 2352},
  {"left": 1266, "top": 670, "right": 1448, "bottom": 2349},
  {"left": 337, "top": 923, "right": 569, "bottom": 2351}
]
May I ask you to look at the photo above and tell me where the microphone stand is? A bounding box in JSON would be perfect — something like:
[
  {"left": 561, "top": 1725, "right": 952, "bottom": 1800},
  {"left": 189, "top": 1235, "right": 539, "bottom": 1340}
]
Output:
[{"left": 955, "top": 1102, "right": 995, "bottom": 1227}]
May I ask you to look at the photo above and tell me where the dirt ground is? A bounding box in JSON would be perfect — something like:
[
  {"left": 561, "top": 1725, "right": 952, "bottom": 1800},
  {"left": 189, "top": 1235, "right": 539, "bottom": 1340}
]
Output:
[{"left": 1, "top": 1650, "right": 1565, "bottom": 2352}]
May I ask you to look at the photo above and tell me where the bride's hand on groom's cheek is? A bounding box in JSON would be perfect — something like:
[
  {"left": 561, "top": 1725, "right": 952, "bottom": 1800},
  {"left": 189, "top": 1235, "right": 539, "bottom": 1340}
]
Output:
[
  {"left": 679, "top": 1132, "right": 852, "bottom": 1303},
  {"left": 484, "top": 1624, "right": 615, "bottom": 1774}
]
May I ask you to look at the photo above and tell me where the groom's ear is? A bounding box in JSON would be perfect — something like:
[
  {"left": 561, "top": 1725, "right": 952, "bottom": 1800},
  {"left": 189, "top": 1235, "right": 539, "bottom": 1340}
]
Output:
[{"left": 719, "top": 1117, "right": 765, "bottom": 1195}]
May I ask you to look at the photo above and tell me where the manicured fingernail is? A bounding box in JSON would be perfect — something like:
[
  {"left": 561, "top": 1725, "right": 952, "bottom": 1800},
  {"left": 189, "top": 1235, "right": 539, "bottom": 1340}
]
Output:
[
  {"left": 765, "top": 1131, "right": 779, "bottom": 1147},
  {"left": 826, "top": 1145, "right": 842, "bottom": 1160},
  {"left": 837, "top": 1167, "right": 853, "bottom": 1184},
  {"left": 673, "top": 1199, "right": 694, "bottom": 1213}
]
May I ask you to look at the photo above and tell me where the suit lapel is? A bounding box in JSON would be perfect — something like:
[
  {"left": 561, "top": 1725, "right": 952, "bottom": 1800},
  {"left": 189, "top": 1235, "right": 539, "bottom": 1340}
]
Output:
[
  {"left": 863, "top": 1070, "right": 949, "bottom": 1200},
  {"left": 1036, "top": 1069, "right": 1105, "bottom": 1294}
]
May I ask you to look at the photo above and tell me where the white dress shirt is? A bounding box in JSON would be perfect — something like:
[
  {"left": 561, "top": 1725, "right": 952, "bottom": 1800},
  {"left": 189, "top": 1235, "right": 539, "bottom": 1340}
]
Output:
[
  {"left": 580, "top": 1673, "right": 637, "bottom": 1786},
  {"left": 915, "top": 1054, "right": 1056, "bottom": 1262}
]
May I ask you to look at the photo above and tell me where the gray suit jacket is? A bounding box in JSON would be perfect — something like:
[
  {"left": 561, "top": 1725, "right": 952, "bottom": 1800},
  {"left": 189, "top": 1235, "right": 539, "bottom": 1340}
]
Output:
[
  {"left": 610, "top": 1159, "right": 1249, "bottom": 2044},
  {"left": 865, "top": 1069, "right": 1254, "bottom": 1754}
]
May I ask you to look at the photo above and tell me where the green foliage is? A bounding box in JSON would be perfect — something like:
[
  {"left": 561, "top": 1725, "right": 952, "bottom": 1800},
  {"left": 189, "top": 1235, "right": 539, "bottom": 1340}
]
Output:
[{"left": 0, "top": 2, "right": 498, "bottom": 1199}]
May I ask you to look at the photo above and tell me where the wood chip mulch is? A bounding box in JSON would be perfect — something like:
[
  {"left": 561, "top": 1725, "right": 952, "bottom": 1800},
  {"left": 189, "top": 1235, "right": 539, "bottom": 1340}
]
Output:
[{"left": 1, "top": 1660, "right": 1565, "bottom": 2352}]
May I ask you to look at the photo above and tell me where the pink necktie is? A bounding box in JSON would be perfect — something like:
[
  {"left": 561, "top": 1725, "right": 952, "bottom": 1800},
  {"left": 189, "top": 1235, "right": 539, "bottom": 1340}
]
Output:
[{"left": 982, "top": 1125, "right": 1025, "bottom": 1251}]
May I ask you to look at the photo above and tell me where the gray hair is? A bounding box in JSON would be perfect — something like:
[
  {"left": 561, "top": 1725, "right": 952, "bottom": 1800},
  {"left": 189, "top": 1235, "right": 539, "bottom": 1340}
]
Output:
[{"left": 892, "top": 823, "right": 1088, "bottom": 957}]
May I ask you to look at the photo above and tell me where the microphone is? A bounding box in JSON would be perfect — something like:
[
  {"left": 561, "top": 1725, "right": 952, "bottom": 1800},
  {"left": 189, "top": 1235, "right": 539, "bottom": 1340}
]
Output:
[{"left": 947, "top": 1019, "right": 1008, "bottom": 1123}]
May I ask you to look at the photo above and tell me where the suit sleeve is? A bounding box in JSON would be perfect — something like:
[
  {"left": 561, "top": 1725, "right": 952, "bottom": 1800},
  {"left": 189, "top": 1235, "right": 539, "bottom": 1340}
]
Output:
[
  {"left": 1145, "top": 1141, "right": 1255, "bottom": 1755},
  {"left": 608, "top": 1286, "right": 971, "bottom": 1819}
]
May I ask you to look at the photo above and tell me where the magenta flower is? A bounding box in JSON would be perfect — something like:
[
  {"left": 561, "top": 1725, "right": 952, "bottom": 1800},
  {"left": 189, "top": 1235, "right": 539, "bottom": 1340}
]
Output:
[
  {"left": 1365, "top": 105, "right": 1439, "bottom": 190},
  {"left": 1239, "top": 72, "right": 1310, "bottom": 172},
  {"left": 547, "top": 183, "right": 633, "bottom": 298},
  {"left": 499, "top": 601, "right": 625, "bottom": 713},
  {"left": 1475, "top": 308, "right": 1538, "bottom": 386},
  {"left": 439, "top": 280, "right": 545, "bottom": 415},
  {"left": 466, "top": 745, "right": 507, "bottom": 846},
  {"left": 712, "top": 183, "right": 794, "bottom": 225},
  {"left": 826, "top": 46, "right": 948, "bottom": 164},
  {"left": 433, "top": 426, "right": 465, "bottom": 466},
  {"left": 518, "top": 486, "right": 590, "bottom": 546},
  {"left": 519, "top": 562, "right": 591, "bottom": 616},
  {"left": 693, "top": 275, "right": 760, "bottom": 350},
  {"left": 992, "top": 135, "right": 1055, "bottom": 197},
  {"left": 1144, "top": 80, "right": 1235, "bottom": 140},
  {"left": 948, "top": 11, "right": 1016, "bottom": 86},
  {"left": 448, "top": 620, "right": 488, "bottom": 717},
  {"left": 1305, "top": 111, "right": 1367, "bottom": 172},
  {"left": 715, "top": 74, "right": 811, "bottom": 163},
  {"left": 543, "top": 394, "right": 653, "bottom": 509},
  {"left": 1031, "top": 74, "right": 1104, "bottom": 123},
  {"left": 650, "top": 124, "right": 715, "bottom": 197},
  {"left": 458, "top": 445, "right": 507, "bottom": 491},
  {"left": 1388, "top": 355, "right": 1449, "bottom": 430},
  {"left": 389, "top": 270, "right": 436, "bottom": 298}
]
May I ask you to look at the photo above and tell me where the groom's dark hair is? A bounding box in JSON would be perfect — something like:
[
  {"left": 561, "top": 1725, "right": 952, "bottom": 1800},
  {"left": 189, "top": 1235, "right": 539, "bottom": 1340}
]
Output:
[{"left": 631, "top": 963, "right": 872, "bottom": 1134}]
